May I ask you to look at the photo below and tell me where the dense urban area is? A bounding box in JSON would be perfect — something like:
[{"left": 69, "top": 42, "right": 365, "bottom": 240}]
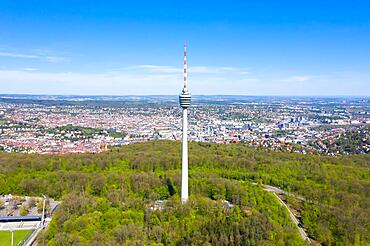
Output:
[{"left": 0, "top": 95, "right": 369, "bottom": 155}]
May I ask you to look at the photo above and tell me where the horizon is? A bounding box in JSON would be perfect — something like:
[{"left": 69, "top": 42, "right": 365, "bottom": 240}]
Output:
[
  {"left": 1, "top": 93, "right": 370, "bottom": 100},
  {"left": 1, "top": 1, "right": 370, "bottom": 96}
]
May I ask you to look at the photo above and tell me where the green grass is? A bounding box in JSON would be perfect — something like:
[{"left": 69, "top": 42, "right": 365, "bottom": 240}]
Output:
[{"left": 0, "top": 230, "right": 33, "bottom": 246}]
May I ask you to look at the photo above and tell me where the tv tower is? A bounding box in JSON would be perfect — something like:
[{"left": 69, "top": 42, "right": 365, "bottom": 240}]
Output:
[{"left": 179, "top": 43, "right": 191, "bottom": 202}]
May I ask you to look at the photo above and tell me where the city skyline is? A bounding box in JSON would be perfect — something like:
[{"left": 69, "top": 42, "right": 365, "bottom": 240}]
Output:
[{"left": 1, "top": 1, "right": 370, "bottom": 96}]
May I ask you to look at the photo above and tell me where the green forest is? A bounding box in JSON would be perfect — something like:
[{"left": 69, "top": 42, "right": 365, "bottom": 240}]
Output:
[{"left": 0, "top": 141, "right": 369, "bottom": 245}]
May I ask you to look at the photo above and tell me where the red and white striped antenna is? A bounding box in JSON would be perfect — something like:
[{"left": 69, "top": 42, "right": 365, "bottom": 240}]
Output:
[{"left": 183, "top": 42, "right": 188, "bottom": 92}]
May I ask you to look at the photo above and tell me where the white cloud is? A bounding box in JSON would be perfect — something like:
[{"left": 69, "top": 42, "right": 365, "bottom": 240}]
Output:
[
  {"left": 23, "top": 67, "right": 38, "bottom": 71},
  {"left": 191, "top": 66, "right": 244, "bottom": 74},
  {"left": 291, "top": 76, "right": 311, "bottom": 82},
  {"left": 238, "top": 78, "right": 258, "bottom": 83},
  {"left": 0, "top": 63, "right": 259, "bottom": 95},
  {"left": 0, "top": 69, "right": 181, "bottom": 94},
  {"left": 0, "top": 50, "right": 68, "bottom": 63},
  {"left": 129, "top": 64, "right": 248, "bottom": 75},
  {"left": 277, "top": 75, "right": 312, "bottom": 83},
  {"left": 129, "top": 65, "right": 182, "bottom": 74},
  {"left": 0, "top": 65, "right": 251, "bottom": 95},
  {"left": 4, "top": 67, "right": 364, "bottom": 96},
  {"left": 0, "top": 52, "right": 38, "bottom": 59},
  {"left": 239, "top": 71, "right": 250, "bottom": 75},
  {"left": 46, "top": 56, "right": 70, "bottom": 63}
]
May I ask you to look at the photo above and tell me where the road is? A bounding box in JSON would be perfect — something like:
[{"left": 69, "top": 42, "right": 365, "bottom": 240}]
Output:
[
  {"left": 251, "top": 182, "right": 310, "bottom": 243},
  {"left": 271, "top": 192, "right": 310, "bottom": 242},
  {"left": 261, "top": 184, "right": 286, "bottom": 194},
  {"left": 260, "top": 183, "right": 311, "bottom": 242},
  {"left": 25, "top": 202, "right": 59, "bottom": 246}
]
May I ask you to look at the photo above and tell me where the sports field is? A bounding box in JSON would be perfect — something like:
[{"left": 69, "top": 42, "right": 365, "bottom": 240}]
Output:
[{"left": 0, "top": 230, "right": 32, "bottom": 246}]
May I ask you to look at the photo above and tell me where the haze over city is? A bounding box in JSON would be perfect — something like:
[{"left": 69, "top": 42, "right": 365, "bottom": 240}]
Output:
[{"left": 1, "top": 0, "right": 370, "bottom": 96}]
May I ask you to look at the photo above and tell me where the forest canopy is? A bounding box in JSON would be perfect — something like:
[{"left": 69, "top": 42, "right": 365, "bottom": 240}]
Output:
[{"left": 1, "top": 141, "right": 369, "bottom": 245}]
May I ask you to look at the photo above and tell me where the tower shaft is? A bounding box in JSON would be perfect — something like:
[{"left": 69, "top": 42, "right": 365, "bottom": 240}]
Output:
[
  {"left": 179, "top": 43, "right": 191, "bottom": 203},
  {"left": 181, "top": 108, "right": 188, "bottom": 202}
]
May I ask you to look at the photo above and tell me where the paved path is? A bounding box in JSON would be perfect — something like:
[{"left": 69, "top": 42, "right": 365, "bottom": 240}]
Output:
[
  {"left": 271, "top": 192, "right": 310, "bottom": 242},
  {"left": 25, "top": 203, "right": 59, "bottom": 246},
  {"left": 251, "top": 182, "right": 310, "bottom": 242},
  {"left": 261, "top": 184, "right": 286, "bottom": 194},
  {"left": 258, "top": 183, "right": 311, "bottom": 242}
]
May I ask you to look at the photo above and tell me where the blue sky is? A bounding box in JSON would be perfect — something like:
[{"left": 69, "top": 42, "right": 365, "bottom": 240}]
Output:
[{"left": 0, "top": 0, "right": 369, "bottom": 96}]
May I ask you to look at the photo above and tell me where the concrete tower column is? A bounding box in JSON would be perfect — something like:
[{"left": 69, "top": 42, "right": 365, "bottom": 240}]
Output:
[
  {"left": 179, "top": 43, "right": 191, "bottom": 203},
  {"left": 181, "top": 108, "right": 188, "bottom": 202}
]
